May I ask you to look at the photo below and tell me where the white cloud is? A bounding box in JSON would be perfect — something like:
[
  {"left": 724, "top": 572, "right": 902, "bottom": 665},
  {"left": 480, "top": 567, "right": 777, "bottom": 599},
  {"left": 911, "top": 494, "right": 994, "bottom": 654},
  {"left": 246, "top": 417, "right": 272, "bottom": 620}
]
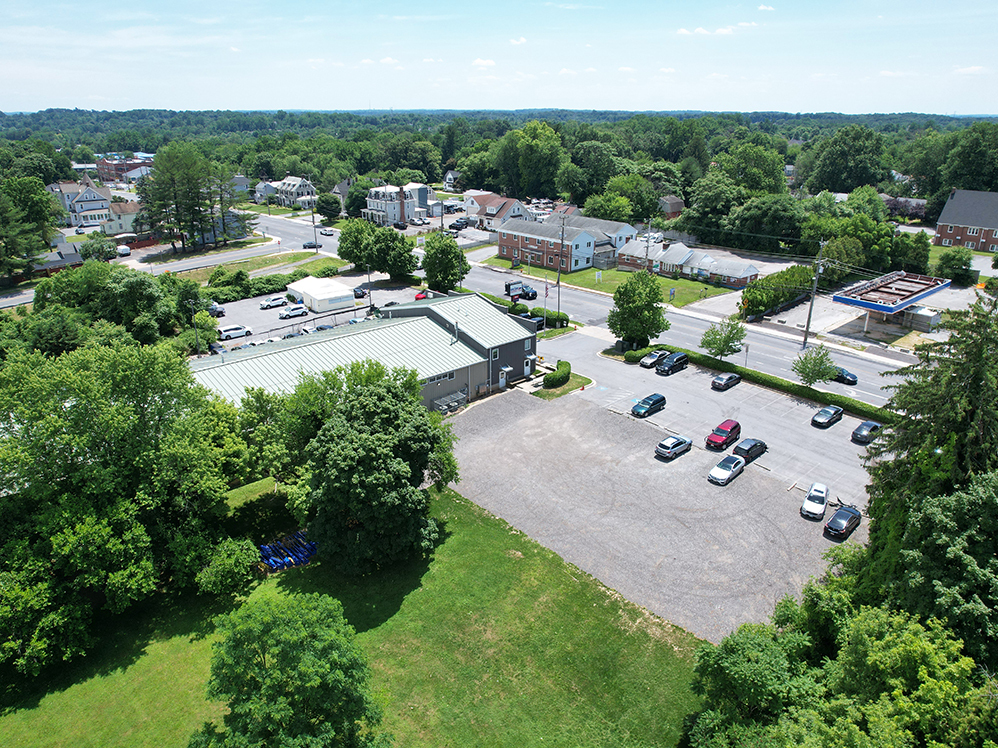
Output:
[
  {"left": 618, "top": 66, "right": 634, "bottom": 72},
  {"left": 706, "top": 72, "right": 728, "bottom": 79},
  {"left": 380, "top": 56, "right": 398, "bottom": 64},
  {"left": 716, "top": 26, "right": 734, "bottom": 34},
  {"left": 473, "top": 58, "right": 495, "bottom": 66},
  {"left": 880, "top": 70, "right": 905, "bottom": 77},
  {"left": 230, "top": 47, "right": 240, "bottom": 53},
  {"left": 360, "top": 59, "right": 373, "bottom": 64},
  {"left": 739, "top": 21, "right": 758, "bottom": 26},
  {"left": 955, "top": 65, "right": 985, "bottom": 75},
  {"left": 758, "top": 4, "right": 774, "bottom": 10},
  {"left": 510, "top": 36, "right": 526, "bottom": 45},
  {"left": 559, "top": 68, "right": 577, "bottom": 75},
  {"left": 694, "top": 27, "right": 710, "bottom": 34},
  {"left": 423, "top": 58, "right": 435, "bottom": 63},
  {"left": 677, "top": 28, "right": 692, "bottom": 35},
  {"left": 660, "top": 67, "right": 675, "bottom": 73},
  {"left": 584, "top": 67, "right": 597, "bottom": 73}
]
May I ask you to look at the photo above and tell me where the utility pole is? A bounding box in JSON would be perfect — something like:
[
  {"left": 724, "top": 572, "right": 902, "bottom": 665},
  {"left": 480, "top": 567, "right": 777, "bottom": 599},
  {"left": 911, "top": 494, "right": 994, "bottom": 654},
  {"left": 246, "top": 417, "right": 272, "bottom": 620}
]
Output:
[
  {"left": 556, "top": 214, "right": 565, "bottom": 321},
  {"left": 308, "top": 175, "right": 318, "bottom": 252},
  {"left": 801, "top": 242, "right": 825, "bottom": 349}
]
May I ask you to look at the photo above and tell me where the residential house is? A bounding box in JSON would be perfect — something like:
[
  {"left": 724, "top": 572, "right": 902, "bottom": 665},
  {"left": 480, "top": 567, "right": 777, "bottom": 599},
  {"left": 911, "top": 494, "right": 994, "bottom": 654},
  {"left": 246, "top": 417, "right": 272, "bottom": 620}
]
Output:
[
  {"left": 46, "top": 174, "right": 112, "bottom": 228},
  {"left": 254, "top": 180, "right": 280, "bottom": 204},
  {"left": 231, "top": 175, "right": 253, "bottom": 195},
  {"left": 122, "top": 166, "right": 151, "bottom": 183},
  {"left": 659, "top": 195, "right": 685, "bottom": 219},
  {"left": 617, "top": 241, "right": 759, "bottom": 288},
  {"left": 543, "top": 214, "right": 637, "bottom": 250},
  {"left": 274, "top": 176, "right": 317, "bottom": 210},
  {"left": 934, "top": 189, "right": 998, "bottom": 251},
  {"left": 467, "top": 193, "right": 533, "bottom": 230},
  {"left": 102, "top": 201, "right": 142, "bottom": 236},
  {"left": 362, "top": 182, "right": 438, "bottom": 225},
  {"left": 443, "top": 170, "right": 461, "bottom": 190}
]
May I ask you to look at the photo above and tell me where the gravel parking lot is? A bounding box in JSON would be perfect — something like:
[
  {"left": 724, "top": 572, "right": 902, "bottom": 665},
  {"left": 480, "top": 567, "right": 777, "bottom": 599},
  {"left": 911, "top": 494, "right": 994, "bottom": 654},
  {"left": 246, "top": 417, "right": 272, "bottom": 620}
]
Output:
[{"left": 450, "top": 363, "right": 871, "bottom": 644}]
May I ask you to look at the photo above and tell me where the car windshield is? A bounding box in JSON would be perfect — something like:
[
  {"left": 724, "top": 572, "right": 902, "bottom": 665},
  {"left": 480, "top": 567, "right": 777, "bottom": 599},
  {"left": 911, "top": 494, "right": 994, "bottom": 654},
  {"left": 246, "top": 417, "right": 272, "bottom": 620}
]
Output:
[
  {"left": 719, "top": 456, "right": 739, "bottom": 469},
  {"left": 807, "top": 491, "right": 826, "bottom": 505},
  {"left": 820, "top": 407, "right": 837, "bottom": 417},
  {"left": 712, "top": 426, "right": 730, "bottom": 436}
]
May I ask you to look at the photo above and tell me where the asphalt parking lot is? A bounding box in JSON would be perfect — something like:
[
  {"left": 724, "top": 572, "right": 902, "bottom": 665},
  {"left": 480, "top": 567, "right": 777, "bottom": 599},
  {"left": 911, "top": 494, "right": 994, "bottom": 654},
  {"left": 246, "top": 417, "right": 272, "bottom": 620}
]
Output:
[
  {"left": 449, "top": 332, "right": 874, "bottom": 644},
  {"left": 451, "top": 388, "right": 868, "bottom": 644}
]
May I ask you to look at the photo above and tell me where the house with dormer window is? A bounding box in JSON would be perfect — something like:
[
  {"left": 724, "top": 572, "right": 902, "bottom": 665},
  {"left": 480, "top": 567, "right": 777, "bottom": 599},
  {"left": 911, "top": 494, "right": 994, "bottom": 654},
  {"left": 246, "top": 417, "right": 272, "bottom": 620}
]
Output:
[
  {"left": 933, "top": 189, "right": 998, "bottom": 251},
  {"left": 46, "top": 174, "right": 112, "bottom": 228}
]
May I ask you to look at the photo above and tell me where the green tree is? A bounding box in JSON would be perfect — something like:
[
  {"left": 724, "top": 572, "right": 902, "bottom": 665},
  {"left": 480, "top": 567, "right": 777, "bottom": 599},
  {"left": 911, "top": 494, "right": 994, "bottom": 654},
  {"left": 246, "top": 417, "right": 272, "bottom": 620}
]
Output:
[
  {"left": 422, "top": 232, "right": 470, "bottom": 293},
  {"left": 78, "top": 232, "right": 119, "bottom": 261},
  {"left": 893, "top": 472, "right": 998, "bottom": 668},
  {"left": 844, "top": 184, "right": 888, "bottom": 222},
  {"left": 336, "top": 218, "right": 375, "bottom": 268},
  {"left": 724, "top": 193, "right": 803, "bottom": 252},
  {"left": 369, "top": 225, "right": 416, "bottom": 280},
  {"left": 583, "top": 192, "right": 633, "bottom": 222},
  {"left": 290, "top": 361, "right": 458, "bottom": 574},
  {"left": 137, "top": 141, "right": 210, "bottom": 248},
  {"left": 0, "top": 188, "right": 47, "bottom": 279},
  {"left": 935, "top": 246, "right": 975, "bottom": 285},
  {"left": 865, "top": 294, "right": 998, "bottom": 596},
  {"left": 807, "top": 125, "right": 888, "bottom": 194},
  {"left": 792, "top": 346, "right": 837, "bottom": 387},
  {"left": 607, "top": 271, "right": 669, "bottom": 348},
  {"left": 604, "top": 173, "right": 661, "bottom": 223},
  {"left": 675, "top": 167, "right": 744, "bottom": 245},
  {"left": 700, "top": 318, "right": 747, "bottom": 359},
  {"left": 820, "top": 235, "right": 864, "bottom": 284},
  {"left": 0, "top": 345, "right": 240, "bottom": 673},
  {"left": 316, "top": 192, "right": 342, "bottom": 221},
  {"left": 189, "top": 593, "right": 388, "bottom": 748},
  {"left": 345, "top": 178, "right": 374, "bottom": 217},
  {"left": 717, "top": 142, "right": 787, "bottom": 194}
]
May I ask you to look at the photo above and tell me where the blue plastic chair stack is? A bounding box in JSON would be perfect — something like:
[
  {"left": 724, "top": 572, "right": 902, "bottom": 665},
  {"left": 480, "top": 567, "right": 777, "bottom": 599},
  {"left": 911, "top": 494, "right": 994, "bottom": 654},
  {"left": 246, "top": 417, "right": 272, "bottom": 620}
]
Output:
[{"left": 258, "top": 529, "right": 317, "bottom": 572}]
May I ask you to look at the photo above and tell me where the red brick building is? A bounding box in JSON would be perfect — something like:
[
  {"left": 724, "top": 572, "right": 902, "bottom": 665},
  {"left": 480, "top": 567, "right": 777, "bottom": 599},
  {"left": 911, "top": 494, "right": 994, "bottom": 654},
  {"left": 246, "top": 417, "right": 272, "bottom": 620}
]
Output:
[
  {"left": 96, "top": 155, "right": 155, "bottom": 183},
  {"left": 934, "top": 189, "right": 998, "bottom": 251}
]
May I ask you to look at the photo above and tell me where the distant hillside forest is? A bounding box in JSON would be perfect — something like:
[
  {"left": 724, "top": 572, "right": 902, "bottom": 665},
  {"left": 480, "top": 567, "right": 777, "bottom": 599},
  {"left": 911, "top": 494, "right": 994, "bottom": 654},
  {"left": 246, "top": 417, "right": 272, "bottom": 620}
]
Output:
[{"left": 4, "top": 107, "right": 998, "bottom": 250}]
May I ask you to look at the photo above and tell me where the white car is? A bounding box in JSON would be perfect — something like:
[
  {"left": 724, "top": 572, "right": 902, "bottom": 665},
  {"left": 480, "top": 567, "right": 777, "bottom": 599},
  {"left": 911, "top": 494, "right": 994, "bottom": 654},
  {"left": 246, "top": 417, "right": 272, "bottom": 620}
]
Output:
[
  {"left": 707, "top": 455, "right": 746, "bottom": 485},
  {"left": 800, "top": 482, "right": 829, "bottom": 519},
  {"left": 260, "top": 296, "right": 288, "bottom": 309},
  {"left": 218, "top": 325, "right": 252, "bottom": 340},
  {"left": 279, "top": 304, "right": 309, "bottom": 319}
]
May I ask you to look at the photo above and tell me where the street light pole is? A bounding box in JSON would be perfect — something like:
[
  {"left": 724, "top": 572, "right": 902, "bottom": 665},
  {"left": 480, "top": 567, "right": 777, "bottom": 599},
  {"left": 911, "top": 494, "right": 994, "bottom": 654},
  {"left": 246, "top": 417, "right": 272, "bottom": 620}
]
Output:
[
  {"left": 556, "top": 214, "right": 565, "bottom": 321},
  {"left": 309, "top": 175, "right": 318, "bottom": 252}
]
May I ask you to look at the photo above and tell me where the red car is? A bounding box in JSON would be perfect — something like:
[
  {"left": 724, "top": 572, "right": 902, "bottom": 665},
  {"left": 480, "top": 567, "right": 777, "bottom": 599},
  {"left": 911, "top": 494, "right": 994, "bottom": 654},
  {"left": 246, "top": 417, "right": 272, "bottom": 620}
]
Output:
[
  {"left": 415, "top": 291, "right": 428, "bottom": 300},
  {"left": 705, "top": 419, "right": 741, "bottom": 450}
]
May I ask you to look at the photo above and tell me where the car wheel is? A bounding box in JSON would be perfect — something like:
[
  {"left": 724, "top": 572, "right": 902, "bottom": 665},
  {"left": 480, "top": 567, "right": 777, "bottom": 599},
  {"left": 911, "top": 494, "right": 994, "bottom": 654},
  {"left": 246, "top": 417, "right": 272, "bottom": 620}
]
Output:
[{"left": 244, "top": 330, "right": 251, "bottom": 337}]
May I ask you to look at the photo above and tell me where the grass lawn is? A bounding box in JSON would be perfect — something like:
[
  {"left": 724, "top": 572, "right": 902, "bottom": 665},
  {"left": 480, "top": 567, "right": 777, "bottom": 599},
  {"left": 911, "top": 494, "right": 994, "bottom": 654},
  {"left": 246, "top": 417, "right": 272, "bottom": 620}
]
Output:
[
  {"left": 0, "top": 488, "right": 702, "bottom": 748},
  {"left": 64, "top": 234, "right": 86, "bottom": 243},
  {"left": 533, "top": 372, "right": 593, "bottom": 400},
  {"left": 179, "top": 252, "right": 316, "bottom": 285},
  {"left": 145, "top": 236, "right": 270, "bottom": 265},
  {"left": 927, "top": 243, "right": 993, "bottom": 269},
  {"left": 482, "top": 257, "right": 732, "bottom": 307},
  {"left": 236, "top": 203, "right": 295, "bottom": 216}
]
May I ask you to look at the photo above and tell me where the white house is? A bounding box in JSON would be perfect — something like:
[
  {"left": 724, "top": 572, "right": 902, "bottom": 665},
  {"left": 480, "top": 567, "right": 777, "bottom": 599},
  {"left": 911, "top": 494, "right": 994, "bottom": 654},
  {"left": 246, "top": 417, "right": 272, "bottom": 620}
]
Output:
[
  {"left": 286, "top": 277, "right": 356, "bottom": 312},
  {"left": 46, "top": 174, "right": 112, "bottom": 228}
]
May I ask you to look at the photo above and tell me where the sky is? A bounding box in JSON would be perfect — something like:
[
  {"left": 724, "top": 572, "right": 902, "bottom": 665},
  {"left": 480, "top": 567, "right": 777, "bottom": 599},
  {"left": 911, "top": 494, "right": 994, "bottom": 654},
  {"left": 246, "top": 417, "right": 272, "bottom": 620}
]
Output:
[{"left": 2, "top": 0, "right": 996, "bottom": 115}]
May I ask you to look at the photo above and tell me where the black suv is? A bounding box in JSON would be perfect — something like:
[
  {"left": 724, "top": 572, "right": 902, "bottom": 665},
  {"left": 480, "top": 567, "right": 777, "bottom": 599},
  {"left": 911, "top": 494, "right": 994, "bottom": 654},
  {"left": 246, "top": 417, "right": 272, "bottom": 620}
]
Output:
[{"left": 656, "top": 352, "right": 689, "bottom": 376}]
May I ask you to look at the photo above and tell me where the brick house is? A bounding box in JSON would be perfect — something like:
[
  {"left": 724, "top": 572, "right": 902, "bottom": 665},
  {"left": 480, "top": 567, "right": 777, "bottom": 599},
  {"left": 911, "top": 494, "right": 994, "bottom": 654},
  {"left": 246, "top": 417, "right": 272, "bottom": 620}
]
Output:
[
  {"left": 466, "top": 193, "right": 533, "bottom": 230},
  {"left": 934, "top": 189, "right": 998, "bottom": 251},
  {"left": 497, "top": 214, "right": 636, "bottom": 273},
  {"left": 617, "top": 241, "right": 759, "bottom": 288}
]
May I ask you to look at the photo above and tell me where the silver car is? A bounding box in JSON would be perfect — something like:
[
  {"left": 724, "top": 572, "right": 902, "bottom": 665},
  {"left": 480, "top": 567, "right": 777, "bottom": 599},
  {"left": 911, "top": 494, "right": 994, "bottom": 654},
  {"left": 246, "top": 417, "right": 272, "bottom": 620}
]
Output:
[
  {"left": 655, "top": 435, "right": 692, "bottom": 459},
  {"left": 708, "top": 455, "right": 746, "bottom": 485},
  {"left": 260, "top": 295, "right": 288, "bottom": 309},
  {"left": 800, "top": 482, "right": 829, "bottom": 519}
]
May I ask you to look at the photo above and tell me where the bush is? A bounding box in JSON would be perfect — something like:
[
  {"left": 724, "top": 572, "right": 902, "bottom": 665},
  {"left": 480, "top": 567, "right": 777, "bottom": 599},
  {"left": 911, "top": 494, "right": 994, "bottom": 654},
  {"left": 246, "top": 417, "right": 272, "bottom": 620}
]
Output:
[
  {"left": 315, "top": 264, "right": 339, "bottom": 278},
  {"left": 985, "top": 276, "right": 998, "bottom": 296},
  {"left": 509, "top": 302, "right": 529, "bottom": 316},
  {"left": 543, "top": 359, "right": 571, "bottom": 388},
  {"left": 480, "top": 292, "right": 512, "bottom": 309},
  {"left": 530, "top": 307, "right": 570, "bottom": 328},
  {"left": 250, "top": 275, "right": 291, "bottom": 297}
]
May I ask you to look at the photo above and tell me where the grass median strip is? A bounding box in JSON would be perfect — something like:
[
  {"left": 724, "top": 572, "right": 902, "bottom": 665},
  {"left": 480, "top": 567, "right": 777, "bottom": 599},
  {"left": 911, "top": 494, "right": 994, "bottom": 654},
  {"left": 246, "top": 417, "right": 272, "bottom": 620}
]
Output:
[{"left": 533, "top": 372, "right": 593, "bottom": 400}]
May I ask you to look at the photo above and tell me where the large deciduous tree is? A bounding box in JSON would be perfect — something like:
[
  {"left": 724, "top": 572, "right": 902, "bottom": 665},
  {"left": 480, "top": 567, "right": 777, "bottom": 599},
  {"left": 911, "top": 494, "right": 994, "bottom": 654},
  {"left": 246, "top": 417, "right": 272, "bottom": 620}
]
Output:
[
  {"left": 807, "top": 125, "right": 887, "bottom": 194},
  {"left": 422, "top": 231, "right": 470, "bottom": 293},
  {"left": 78, "top": 231, "right": 119, "bottom": 261},
  {"left": 316, "top": 192, "right": 342, "bottom": 221},
  {"left": 675, "top": 168, "right": 743, "bottom": 246},
  {"left": 290, "top": 361, "right": 458, "bottom": 575},
  {"left": 368, "top": 225, "right": 417, "bottom": 280},
  {"left": 337, "top": 218, "right": 375, "bottom": 268},
  {"left": 607, "top": 271, "right": 669, "bottom": 348},
  {"left": 723, "top": 193, "right": 803, "bottom": 252},
  {"left": 188, "top": 593, "right": 387, "bottom": 748},
  {"left": 0, "top": 345, "right": 245, "bottom": 674}
]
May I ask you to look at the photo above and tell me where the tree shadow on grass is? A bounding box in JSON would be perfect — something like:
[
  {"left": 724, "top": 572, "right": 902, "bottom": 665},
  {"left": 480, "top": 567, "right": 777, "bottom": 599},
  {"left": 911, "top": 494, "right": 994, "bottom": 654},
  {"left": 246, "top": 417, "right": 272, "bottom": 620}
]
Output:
[
  {"left": 222, "top": 490, "right": 299, "bottom": 544},
  {"left": 0, "top": 588, "right": 237, "bottom": 717},
  {"left": 275, "top": 518, "right": 452, "bottom": 634}
]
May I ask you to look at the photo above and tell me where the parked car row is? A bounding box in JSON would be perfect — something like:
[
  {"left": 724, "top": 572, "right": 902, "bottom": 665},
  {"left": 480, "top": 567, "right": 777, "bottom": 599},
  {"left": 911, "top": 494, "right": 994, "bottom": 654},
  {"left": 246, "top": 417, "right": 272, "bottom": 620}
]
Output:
[{"left": 799, "top": 481, "right": 862, "bottom": 538}]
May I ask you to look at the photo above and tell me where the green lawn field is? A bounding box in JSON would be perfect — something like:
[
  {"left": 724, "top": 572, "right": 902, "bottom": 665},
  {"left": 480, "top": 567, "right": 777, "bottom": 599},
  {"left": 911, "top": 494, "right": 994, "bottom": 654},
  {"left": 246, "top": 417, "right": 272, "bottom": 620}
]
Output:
[{"left": 0, "top": 487, "right": 702, "bottom": 748}]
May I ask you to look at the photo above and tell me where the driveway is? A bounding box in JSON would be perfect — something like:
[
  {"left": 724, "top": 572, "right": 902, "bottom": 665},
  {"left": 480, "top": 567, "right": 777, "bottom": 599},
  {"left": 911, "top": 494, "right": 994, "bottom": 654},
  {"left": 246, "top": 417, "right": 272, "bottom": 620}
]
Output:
[{"left": 450, "top": 387, "right": 863, "bottom": 644}]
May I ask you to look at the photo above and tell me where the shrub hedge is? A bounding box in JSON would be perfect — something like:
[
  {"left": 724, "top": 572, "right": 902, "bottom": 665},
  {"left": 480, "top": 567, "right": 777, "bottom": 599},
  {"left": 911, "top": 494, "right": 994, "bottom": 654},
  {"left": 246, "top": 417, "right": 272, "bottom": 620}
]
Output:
[
  {"left": 530, "top": 307, "right": 570, "bottom": 328},
  {"left": 619, "top": 343, "right": 891, "bottom": 423},
  {"left": 202, "top": 267, "right": 323, "bottom": 305},
  {"left": 543, "top": 359, "right": 571, "bottom": 389}
]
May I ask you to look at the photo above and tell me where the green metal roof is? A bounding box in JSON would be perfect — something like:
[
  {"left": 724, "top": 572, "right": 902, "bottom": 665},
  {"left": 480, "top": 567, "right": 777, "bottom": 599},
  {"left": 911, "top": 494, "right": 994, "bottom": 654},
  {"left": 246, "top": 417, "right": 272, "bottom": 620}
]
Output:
[{"left": 190, "top": 316, "right": 482, "bottom": 403}]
